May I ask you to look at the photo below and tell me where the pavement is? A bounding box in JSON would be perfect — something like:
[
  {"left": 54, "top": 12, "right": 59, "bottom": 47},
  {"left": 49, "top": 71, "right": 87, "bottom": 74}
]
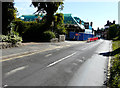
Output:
[{"left": 1, "top": 40, "right": 86, "bottom": 62}]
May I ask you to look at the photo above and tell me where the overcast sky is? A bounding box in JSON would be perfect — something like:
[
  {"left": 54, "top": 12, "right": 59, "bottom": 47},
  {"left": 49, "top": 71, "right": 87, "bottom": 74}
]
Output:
[{"left": 14, "top": 0, "right": 119, "bottom": 30}]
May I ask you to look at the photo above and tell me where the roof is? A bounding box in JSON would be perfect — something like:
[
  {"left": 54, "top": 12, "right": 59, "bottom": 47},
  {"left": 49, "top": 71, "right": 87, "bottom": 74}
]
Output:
[
  {"left": 19, "top": 15, "right": 43, "bottom": 21},
  {"left": 63, "top": 14, "right": 77, "bottom": 24},
  {"left": 19, "top": 14, "right": 93, "bottom": 30},
  {"left": 63, "top": 14, "right": 86, "bottom": 29}
]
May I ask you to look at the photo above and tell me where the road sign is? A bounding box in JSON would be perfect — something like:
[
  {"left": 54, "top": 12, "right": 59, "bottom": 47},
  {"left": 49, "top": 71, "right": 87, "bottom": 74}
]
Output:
[{"left": 75, "top": 33, "right": 79, "bottom": 36}]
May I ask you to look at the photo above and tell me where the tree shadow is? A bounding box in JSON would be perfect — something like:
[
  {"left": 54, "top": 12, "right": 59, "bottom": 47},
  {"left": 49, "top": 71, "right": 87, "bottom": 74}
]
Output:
[{"left": 99, "top": 47, "right": 120, "bottom": 57}]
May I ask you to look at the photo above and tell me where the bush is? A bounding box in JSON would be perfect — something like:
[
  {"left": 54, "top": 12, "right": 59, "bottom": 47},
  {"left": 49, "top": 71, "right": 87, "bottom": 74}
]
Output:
[
  {"left": 0, "top": 35, "right": 8, "bottom": 42},
  {"left": 0, "top": 31, "right": 22, "bottom": 44},
  {"left": 43, "top": 31, "right": 56, "bottom": 41}
]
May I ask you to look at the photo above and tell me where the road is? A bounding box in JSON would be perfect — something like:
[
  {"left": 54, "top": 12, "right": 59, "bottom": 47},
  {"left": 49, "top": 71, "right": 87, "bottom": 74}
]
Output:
[{"left": 2, "top": 39, "right": 111, "bottom": 87}]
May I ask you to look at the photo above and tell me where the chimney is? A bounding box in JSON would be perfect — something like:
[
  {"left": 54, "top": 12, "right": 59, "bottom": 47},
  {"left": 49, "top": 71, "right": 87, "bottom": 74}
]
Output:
[
  {"left": 113, "top": 20, "right": 115, "bottom": 24},
  {"left": 107, "top": 20, "right": 110, "bottom": 25},
  {"left": 90, "top": 22, "right": 93, "bottom": 27}
]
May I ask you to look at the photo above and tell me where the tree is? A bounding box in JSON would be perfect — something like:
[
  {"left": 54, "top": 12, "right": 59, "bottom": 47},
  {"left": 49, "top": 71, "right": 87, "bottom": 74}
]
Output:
[
  {"left": 2, "top": 2, "right": 16, "bottom": 35},
  {"left": 107, "top": 24, "right": 120, "bottom": 40},
  {"left": 31, "top": 1, "right": 64, "bottom": 30},
  {"left": 54, "top": 13, "right": 67, "bottom": 37},
  {"left": 100, "top": 28, "right": 104, "bottom": 31}
]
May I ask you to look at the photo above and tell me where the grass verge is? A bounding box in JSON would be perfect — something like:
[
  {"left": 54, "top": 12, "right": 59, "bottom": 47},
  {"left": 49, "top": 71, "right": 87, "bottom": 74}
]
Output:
[{"left": 108, "top": 40, "right": 120, "bottom": 88}]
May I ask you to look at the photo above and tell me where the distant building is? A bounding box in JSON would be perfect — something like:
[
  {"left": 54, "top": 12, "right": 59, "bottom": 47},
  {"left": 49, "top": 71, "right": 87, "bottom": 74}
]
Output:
[
  {"left": 64, "top": 14, "right": 93, "bottom": 34},
  {"left": 63, "top": 14, "right": 94, "bottom": 40},
  {"left": 103, "top": 20, "right": 116, "bottom": 39},
  {"left": 104, "top": 20, "right": 115, "bottom": 29}
]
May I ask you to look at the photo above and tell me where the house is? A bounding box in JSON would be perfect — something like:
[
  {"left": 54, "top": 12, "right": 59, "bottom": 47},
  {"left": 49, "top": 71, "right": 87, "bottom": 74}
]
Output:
[
  {"left": 63, "top": 14, "right": 94, "bottom": 40},
  {"left": 103, "top": 20, "right": 116, "bottom": 39},
  {"left": 104, "top": 20, "right": 115, "bottom": 29}
]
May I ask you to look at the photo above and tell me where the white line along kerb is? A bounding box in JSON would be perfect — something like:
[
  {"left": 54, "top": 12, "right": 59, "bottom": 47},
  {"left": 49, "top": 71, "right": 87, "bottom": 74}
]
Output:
[{"left": 47, "top": 52, "right": 77, "bottom": 67}]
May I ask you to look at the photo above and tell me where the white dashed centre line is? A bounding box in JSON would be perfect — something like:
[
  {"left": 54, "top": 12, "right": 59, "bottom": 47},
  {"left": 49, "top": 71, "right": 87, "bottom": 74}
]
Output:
[
  {"left": 45, "top": 54, "right": 52, "bottom": 57},
  {"left": 47, "top": 52, "right": 77, "bottom": 67},
  {"left": 5, "top": 65, "right": 28, "bottom": 76}
]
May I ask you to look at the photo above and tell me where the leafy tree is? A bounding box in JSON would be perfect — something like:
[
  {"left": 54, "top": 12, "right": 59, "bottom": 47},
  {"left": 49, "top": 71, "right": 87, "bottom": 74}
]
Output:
[
  {"left": 2, "top": 2, "right": 16, "bottom": 35},
  {"left": 100, "top": 28, "right": 104, "bottom": 31},
  {"left": 107, "top": 24, "right": 120, "bottom": 40},
  {"left": 54, "top": 13, "right": 67, "bottom": 37},
  {"left": 31, "top": 1, "right": 64, "bottom": 30}
]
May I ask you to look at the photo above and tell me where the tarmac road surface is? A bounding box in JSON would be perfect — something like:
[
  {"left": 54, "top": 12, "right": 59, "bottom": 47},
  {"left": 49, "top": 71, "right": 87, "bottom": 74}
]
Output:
[{"left": 2, "top": 39, "right": 111, "bottom": 87}]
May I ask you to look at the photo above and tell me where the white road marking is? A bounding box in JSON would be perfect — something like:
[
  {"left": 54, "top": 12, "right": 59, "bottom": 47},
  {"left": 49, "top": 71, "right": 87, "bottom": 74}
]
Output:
[
  {"left": 82, "top": 57, "right": 85, "bottom": 59},
  {"left": 3, "top": 84, "right": 8, "bottom": 87},
  {"left": 5, "top": 65, "right": 28, "bottom": 76},
  {"left": 56, "top": 49, "right": 60, "bottom": 51},
  {"left": 81, "top": 47, "right": 88, "bottom": 50},
  {"left": 45, "top": 54, "right": 52, "bottom": 57},
  {"left": 77, "top": 59, "right": 83, "bottom": 62},
  {"left": 72, "top": 63, "right": 78, "bottom": 66},
  {"left": 81, "top": 42, "right": 100, "bottom": 50},
  {"left": 66, "top": 45, "right": 71, "bottom": 47},
  {"left": 47, "top": 52, "right": 77, "bottom": 67}
]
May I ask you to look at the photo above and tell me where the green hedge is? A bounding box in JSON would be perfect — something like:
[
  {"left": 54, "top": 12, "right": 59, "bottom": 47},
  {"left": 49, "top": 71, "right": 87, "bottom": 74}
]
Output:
[
  {"left": 13, "top": 20, "right": 46, "bottom": 41},
  {"left": 14, "top": 20, "right": 38, "bottom": 36}
]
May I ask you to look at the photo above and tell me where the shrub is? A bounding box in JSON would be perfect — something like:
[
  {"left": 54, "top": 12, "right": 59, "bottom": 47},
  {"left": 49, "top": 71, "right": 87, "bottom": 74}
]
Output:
[
  {"left": 0, "top": 31, "right": 22, "bottom": 44},
  {"left": 43, "top": 31, "right": 56, "bottom": 41},
  {"left": 0, "top": 35, "right": 8, "bottom": 42}
]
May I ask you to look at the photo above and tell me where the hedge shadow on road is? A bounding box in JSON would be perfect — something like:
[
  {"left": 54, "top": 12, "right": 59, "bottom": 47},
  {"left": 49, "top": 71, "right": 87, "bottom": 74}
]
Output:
[{"left": 99, "top": 47, "right": 120, "bottom": 57}]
